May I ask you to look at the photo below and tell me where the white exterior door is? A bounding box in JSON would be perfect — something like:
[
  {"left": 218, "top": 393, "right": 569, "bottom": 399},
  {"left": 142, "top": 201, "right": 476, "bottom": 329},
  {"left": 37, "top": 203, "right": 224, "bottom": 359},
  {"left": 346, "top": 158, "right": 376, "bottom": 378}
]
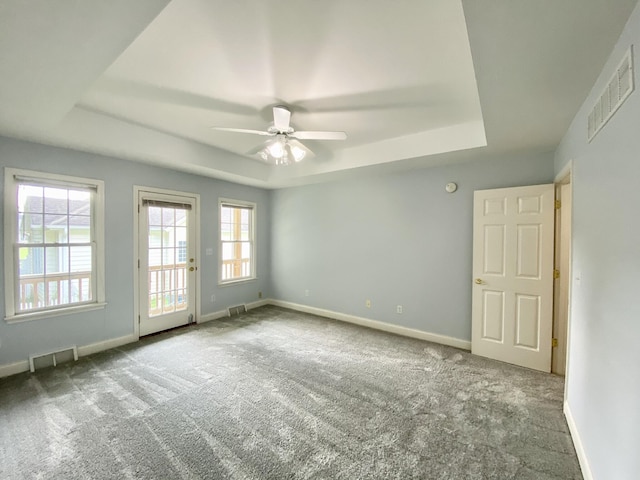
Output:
[
  {"left": 138, "top": 191, "right": 197, "bottom": 336},
  {"left": 471, "top": 184, "right": 555, "bottom": 372}
]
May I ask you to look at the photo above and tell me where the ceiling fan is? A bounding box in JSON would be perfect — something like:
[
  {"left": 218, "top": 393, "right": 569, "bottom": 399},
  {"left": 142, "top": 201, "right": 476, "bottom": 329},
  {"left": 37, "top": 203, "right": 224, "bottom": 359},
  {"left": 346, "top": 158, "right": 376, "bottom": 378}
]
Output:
[{"left": 211, "top": 105, "right": 347, "bottom": 165}]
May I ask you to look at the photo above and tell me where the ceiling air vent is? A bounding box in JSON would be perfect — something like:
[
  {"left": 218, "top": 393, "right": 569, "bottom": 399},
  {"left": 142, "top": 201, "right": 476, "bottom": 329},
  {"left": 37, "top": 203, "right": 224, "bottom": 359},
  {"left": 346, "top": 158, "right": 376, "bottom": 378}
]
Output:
[{"left": 588, "top": 46, "right": 635, "bottom": 141}]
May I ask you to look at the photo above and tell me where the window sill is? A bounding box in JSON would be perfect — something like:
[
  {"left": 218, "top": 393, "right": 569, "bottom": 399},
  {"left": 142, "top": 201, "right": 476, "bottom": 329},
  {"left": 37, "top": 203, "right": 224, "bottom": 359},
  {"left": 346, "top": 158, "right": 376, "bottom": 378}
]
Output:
[
  {"left": 218, "top": 277, "right": 257, "bottom": 287},
  {"left": 5, "top": 302, "right": 107, "bottom": 324}
]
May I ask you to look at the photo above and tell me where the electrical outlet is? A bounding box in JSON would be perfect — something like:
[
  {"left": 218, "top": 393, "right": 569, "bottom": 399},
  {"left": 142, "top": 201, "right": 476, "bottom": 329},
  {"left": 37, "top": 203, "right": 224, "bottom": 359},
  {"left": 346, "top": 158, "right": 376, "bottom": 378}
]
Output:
[
  {"left": 305, "top": 289, "right": 310, "bottom": 297},
  {"left": 365, "top": 299, "right": 371, "bottom": 308},
  {"left": 258, "top": 291, "right": 263, "bottom": 299},
  {"left": 210, "top": 294, "right": 216, "bottom": 303},
  {"left": 396, "top": 305, "right": 403, "bottom": 314}
]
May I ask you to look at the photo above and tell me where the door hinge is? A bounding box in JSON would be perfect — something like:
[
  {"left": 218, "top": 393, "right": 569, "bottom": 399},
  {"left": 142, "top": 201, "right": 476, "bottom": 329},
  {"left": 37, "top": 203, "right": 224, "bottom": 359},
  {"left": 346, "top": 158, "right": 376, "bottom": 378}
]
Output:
[
  {"left": 554, "top": 269, "right": 560, "bottom": 279},
  {"left": 138, "top": 259, "right": 140, "bottom": 268},
  {"left": 552, "top": 338, "right": 559, "bottom": 348},
  {"left": 555, "top": 200, "right": 561, "bottom": 209},
  {"left": 138, "top": 315, "right": 140, "bottom": 324}
]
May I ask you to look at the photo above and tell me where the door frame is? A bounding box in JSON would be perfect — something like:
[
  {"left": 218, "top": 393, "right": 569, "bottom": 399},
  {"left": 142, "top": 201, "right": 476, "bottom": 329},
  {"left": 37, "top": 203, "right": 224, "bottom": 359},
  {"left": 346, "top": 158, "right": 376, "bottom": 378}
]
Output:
[
  {"left": 133, "top": 185, "right": 201, "bottom": 339},
  {"left": 553, "top": 161, "right": 573, "bottom": 394}
]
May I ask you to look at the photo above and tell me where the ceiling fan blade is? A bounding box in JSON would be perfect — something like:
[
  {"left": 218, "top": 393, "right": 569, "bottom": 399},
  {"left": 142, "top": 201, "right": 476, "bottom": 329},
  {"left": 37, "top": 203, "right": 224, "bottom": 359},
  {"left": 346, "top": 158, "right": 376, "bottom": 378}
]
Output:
[
  {"left": 273, "top": 106, "right": 291, "bottom": 131},
  {"left": 210, "top": 127, "right": 272, "bottom": 136},
  {"left": 290, "top": 130, "right": 347, "bottom": 140}
]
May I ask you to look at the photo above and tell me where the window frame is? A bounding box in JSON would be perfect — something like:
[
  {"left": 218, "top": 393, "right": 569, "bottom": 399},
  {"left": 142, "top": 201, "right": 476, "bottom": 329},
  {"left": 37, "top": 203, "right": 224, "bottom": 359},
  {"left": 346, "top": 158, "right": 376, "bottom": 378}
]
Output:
[
  {"left": 4, "top": 168, "right": 106, "bottom": 322},
  {"left": 218, "top": 198, "right": 256, "bottom": 285}
]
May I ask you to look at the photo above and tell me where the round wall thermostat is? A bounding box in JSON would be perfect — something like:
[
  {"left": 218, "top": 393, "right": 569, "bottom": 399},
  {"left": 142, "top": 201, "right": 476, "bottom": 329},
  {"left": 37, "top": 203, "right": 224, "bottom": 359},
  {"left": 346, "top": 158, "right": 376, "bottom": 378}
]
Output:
[{"left": 445, "top": 182, "right": 458, "bottom": 193}]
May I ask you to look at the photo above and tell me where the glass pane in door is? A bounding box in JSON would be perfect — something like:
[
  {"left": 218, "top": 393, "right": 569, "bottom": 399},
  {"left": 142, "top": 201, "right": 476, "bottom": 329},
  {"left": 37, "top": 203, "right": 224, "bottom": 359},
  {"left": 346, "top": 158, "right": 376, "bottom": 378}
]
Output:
[{"left": 147, "top": 206, "right": 189, "bottom": 318}]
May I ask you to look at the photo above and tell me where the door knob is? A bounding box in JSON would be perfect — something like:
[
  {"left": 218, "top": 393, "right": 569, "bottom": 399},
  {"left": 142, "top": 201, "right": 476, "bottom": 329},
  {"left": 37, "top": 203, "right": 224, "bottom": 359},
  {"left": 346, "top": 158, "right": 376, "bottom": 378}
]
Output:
[
  {"left": 189, "top": 267, "right": 195, "bottom": 272},
  {"left": 474, "top": 278, "right": 484, "bottom": 284}
]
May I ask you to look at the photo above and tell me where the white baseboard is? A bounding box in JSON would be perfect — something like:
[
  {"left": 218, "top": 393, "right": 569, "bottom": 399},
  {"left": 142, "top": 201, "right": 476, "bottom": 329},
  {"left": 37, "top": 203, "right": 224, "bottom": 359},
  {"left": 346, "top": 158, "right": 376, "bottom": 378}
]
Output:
[
  {"left": 77, "top": 334, "right": 138, "bottom": 357},
  {"left": 246, "top": 299, "right": 270, "bottom": 310},
  {"left": 199, "top": 300, "right": 270, "bottom": 324},
  {"left": 268, "top": 300, "right": 471, "bottom": 351},
  {"left": 0, "top": 333, "right": 138, "bottom": 378},
  {"left": 564, "top": 401, "right": 593, "bottom": 480},
  {"left": 0, "top": 360, "right": 30, "bottom": 378},
  {"left": 198, "top": 309, "right": 229, "bottom": 324}
]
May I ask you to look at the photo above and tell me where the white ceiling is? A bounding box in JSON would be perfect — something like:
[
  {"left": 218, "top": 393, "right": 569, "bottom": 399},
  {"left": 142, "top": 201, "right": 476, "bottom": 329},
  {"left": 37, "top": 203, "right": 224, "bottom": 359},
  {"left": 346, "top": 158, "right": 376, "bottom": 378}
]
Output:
[{"left": 0, "top": 0, "right": 637, "bottom": 188}]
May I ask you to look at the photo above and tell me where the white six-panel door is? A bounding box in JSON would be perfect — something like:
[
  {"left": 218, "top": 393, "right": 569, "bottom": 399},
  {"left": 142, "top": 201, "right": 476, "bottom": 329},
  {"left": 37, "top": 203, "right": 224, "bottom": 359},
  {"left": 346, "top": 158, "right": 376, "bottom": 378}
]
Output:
[{"left": 471, "top": 184, "right": 555, "bottom": 372}]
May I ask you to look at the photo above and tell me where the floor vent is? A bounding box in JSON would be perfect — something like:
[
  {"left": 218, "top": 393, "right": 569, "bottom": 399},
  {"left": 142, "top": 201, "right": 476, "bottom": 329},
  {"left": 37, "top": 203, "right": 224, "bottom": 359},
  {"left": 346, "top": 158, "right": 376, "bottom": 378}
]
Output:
[
  {"left": 588, "top": 46, "right": 634, "bottom": 141},
  {"left": 228, "top": 304, "right": 247, "bottom": 316},
  {"left": 29, "top": 346, "right": 78, "bottom": 372}
]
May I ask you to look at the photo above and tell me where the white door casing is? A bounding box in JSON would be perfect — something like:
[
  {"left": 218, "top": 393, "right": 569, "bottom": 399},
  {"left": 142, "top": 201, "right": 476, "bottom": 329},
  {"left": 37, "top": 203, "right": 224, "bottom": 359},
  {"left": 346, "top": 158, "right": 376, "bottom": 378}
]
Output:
[
  {"left": 471, "top": 184, "right": 555, "bottom": 372},
  {"left": 138, "top": 190, "right": 197, "bottom": 337}
]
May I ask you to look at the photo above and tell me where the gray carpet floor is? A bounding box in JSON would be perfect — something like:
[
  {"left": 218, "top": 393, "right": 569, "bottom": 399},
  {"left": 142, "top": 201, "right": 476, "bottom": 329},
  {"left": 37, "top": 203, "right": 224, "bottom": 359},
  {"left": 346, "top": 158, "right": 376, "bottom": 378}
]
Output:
[{"left": 0, "top": 306, "right": 582, "bottom": 479}]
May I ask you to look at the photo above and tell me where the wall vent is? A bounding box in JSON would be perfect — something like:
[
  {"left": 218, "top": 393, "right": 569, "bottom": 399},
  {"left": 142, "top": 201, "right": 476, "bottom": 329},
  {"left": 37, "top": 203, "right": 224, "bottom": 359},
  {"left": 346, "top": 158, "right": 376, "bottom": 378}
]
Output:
[
  {"left": 227, "top": 304, "right": 247, "bottom": 316},
  {"left": 29, "top": 346, "right": 78, "bottom": 372},
  {"left": 588, "top": 46, "right": 634, "bottom": 141}
]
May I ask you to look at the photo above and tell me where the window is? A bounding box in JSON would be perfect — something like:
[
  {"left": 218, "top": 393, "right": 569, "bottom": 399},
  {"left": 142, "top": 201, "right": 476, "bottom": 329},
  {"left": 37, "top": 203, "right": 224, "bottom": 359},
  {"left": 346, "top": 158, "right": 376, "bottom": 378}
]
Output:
[
  {"left": 219, "top": 199, "right": 255, "bottom": 283},
  {"left": 4, "top": 168, "right": 105, "bottom": 321},
  {"left": 177, "top": 240, "right": 187, "bottom": 264}
]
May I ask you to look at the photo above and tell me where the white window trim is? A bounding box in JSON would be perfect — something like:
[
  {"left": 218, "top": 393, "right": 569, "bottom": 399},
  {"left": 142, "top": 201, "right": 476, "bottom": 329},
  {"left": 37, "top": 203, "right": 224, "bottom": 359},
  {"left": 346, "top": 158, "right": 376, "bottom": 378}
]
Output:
[
  {"left": 218, "top": 198, "right": 257, "bottom": 285},
  {"left": 4, "top": 168, "right": 106, "bottom": 323}
]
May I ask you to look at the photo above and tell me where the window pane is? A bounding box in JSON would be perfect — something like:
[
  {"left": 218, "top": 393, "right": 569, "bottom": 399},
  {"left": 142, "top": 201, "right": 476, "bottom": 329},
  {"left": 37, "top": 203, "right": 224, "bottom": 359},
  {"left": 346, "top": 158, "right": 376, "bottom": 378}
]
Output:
[
  {"left": 46, "top": 246, "right": 69, "bottom": 275},
  {"left": 44, "top": 214, "right": 68, "bottom": 243},
  {"left": 57, "top": 279, "right": 70, "bottom": 305},
  {"left": 47, "top": 282, "right": 60, "bottom": 307},
  {"left": 163, "top": 292, "right": 175, "bottom": 313},
  {"left": 69, "top": 216, "right": 91, "bottom": 242},
  {"left": 164, "top": 226, "right": 175, "bottom": 247},
  {"left": 149, "top": 248, "right": 162, "bottom": 267},
  {"left": 148, "top": 207, "right": 162, "bottom": 226},
  {"left": 222, "top": 242, "right": 234, "bottom": 260},
  {"left": 221, "top": 222, "right": 232, "bottom": 241},
  {"left": 175, "top": 209, "right": 187, "bottom": 227},
  {"left": 19, "top": 247, "right": 44, "bottom": 276},
  {"left": 148, "top": 226, "right": 162, "bottom": 248},
  {"left": 44, "top": 187, "right": 68, "bottom": 214},
  {"left": 69, "top": 189, "right": 90, "bottom": 214},
  {"left": 162, "top": 269, "right": 173, "bottom": 291},
  {"left": 177, "top": 239, "right": 187, "bottom": 264},
  {"left": 70, "top": 246, "right": 92, "bottom": 273},
  {"left": 176, "top": 225, "right": 187, "bottom": 245},
  {"left": 149, "top": 294, "right": 158, "bottom": 316},
  {"left": 18, "top": 185, "right": 43, "bottom": 213},
  {"left": 221, "top": 207, "right": 231, "bottom": 223},
  {"left": 241, "top": 242, "right": 251, "bottom": 258},
  {"left": 18, "top": 213, "right": 43, "bottom": 243},
  {"left": 163, "top": 247, "right": 175, "bottom": 267},
  {"left": 162, "top": 208, "right": 175, "bottom": 226}
]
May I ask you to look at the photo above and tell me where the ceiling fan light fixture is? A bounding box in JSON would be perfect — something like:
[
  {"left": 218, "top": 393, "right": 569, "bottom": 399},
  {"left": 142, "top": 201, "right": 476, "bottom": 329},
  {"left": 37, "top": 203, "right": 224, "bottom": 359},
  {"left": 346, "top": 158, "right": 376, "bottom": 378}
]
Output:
[
  {"left": 216, "top": 105, "right": 345, "bottom": 165},
  {"left": 290, "top": 144, "right": 306, "bottom": 162},
  {"left": 258, "top": 135, "right": 307, "bottom": 166},
  {"left": 267, "top": 138, "right": 285, "bottom": 158}
]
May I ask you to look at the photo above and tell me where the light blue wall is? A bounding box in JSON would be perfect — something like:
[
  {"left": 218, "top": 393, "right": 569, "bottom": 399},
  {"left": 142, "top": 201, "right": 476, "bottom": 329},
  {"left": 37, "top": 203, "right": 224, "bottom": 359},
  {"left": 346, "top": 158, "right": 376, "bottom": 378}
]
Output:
[
  {"left": 555, "top": 3, "right": 640, "bottom": 479},
  {"left": 270, "top": 152, "right": 554, "bottom": 341},
  {"left": 0, "top": 136, "right": 270, "bottom": 366}
]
